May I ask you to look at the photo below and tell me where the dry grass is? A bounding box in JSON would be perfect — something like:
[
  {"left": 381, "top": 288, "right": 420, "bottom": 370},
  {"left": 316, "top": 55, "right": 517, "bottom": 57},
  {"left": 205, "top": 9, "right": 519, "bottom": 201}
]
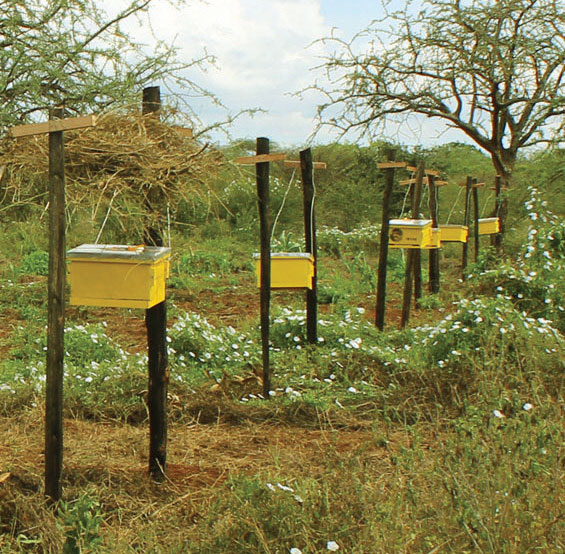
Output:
[{"left": 0, "top": 109, "right": 223, "bottom": 235}]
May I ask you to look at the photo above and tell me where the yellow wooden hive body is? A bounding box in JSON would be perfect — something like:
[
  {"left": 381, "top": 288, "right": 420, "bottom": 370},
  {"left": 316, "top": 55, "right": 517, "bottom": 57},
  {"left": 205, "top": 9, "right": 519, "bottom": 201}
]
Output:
[
  {"left": 67, "top": 244, "right": 171, "bottom": 309},
  {"left": 388, "top": 219, "right": 433, "bottom": 249},
  {"left": 439, "top": 224, "right": 469, "bottom": 243},
  {"left": 254, "top": 252, "right": 315, "bottom": 289},
  {"left": 478, "top": 217, "right": 500, "bottom": 235}
]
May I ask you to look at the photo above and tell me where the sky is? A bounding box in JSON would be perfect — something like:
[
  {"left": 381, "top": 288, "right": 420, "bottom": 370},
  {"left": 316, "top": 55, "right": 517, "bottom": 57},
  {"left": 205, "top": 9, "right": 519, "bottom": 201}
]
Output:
[{"left": 115, "top": 0, "right": 462, "bottom": 147}]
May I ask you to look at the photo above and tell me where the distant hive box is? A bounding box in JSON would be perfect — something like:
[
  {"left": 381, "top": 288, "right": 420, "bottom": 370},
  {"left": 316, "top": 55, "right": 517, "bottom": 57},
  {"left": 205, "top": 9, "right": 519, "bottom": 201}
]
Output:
[
  {"left": 439, "top": 224, "right": 468, "bottom": 243},
  {"left": 388, "top": 219, "right": 433, "bottom": 249},
  {"left": 67, "top": 244, "right": 171, "bottom": 309},
  {"left": 478, "top": 217, "right": 500, "bottom": 235},
  {"left": 421, "top": 228, "right": 441, "bottom": 249},
  {"left": 254, "top": 252, "right": 315, "bottom": 289}
]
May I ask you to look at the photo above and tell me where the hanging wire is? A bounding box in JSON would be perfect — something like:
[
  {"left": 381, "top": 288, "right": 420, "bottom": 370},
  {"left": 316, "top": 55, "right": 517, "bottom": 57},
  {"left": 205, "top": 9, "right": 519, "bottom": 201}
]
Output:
[
  {"left": 95, "top": 189, "right": 118, "bottom": 244},
  {"left": 167, "top": 203, "right": 171, "bottom": 247},
  {"left": 270, "top": 169, "right": 296, "bottom": 242},
  {"left": 446, "top": 185, "right": 464, "bottom": 224}
]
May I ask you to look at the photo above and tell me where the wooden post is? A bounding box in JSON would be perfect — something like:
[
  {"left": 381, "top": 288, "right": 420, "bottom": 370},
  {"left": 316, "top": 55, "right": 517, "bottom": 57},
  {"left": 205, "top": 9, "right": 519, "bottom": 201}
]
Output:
[
  {"left": 375, "top": 150, "right": 396, "bottom": 330},
  {"left": 300, "top": 148, "right": 317, "bottom": 345},
  {"left": 256, "top": 137, "right": 272, "bottom": 397},
  {"left": 428, "top": 174, "right": 440, "bottom": 294},
  {"left": 401, "top": 161, "right": 424, "bottom": 328},
  {"left": 472, "top": 178, "right": 480, "bottom": 262},
  {"left": 142, "top": 86, "right": 168, "bottom": 481},
  {"left": 492, "top": 175, "right": 503, "bottom": 252},
  {"left": 412, "top": 163, "right": 424, "bottom": 308},
  {"left": 461, "top": 176, "right": 472, "bottom": 279},
  {"left": 45, "top": 107, "right": 66, "bottom": 504}
]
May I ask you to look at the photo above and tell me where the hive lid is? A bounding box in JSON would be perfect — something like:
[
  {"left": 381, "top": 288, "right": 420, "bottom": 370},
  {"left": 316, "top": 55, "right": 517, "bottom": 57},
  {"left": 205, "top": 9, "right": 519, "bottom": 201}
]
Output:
[
  {"left": 439, "top": 224, "right": 468, "bottom": 229},
  {"left": 253, "top": 252, "right": 314, "bottom": 259},
  {"left": 67, "top": 244, "right": 171, "bottom": 261},
  {"left": 389, "top": 219, "right": 432, "bottom": 227},
  {"left": 478, "top": 217, "right": 499, "bottom": 223}
]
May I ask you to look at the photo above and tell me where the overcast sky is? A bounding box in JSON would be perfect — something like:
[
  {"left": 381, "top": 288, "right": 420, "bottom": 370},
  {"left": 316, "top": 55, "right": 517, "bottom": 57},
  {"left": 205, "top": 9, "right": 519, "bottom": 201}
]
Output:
[{"left": 117, "top": 0, "right": 462, "bottom": 147}]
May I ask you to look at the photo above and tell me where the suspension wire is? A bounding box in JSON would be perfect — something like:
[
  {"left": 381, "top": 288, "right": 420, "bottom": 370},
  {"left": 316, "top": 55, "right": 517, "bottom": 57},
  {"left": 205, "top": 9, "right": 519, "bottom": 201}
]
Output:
[
  {"left": 95, "top": 189, "right": 118, "bottom": 244},
  {"left": 446, "top": 185, "right": 464, "bottom": 224},
  {"left": 271, "top": 169, "right": 296, "bottom": 242}
]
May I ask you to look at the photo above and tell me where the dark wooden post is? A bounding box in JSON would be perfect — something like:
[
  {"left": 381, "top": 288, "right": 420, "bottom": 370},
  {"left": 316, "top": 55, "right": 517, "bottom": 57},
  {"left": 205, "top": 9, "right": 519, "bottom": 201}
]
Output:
[
  {"left": 142, "top": 86, "right": 168, "bottom": 481},
  {"left": 300, "top": 148, "right": 317, "bottom": 345},
  {"left": 257, "top": 137, "right": 272, "bottom": 397},
  {"left": 375, "top": 150, "right": 396, "bottom": 330},
  {"left": 492, "top": 175, "right": 503, "bottom": 252},
  {"left": 401, "top": 161, "right": 424, "bottom": 328},
  {"left": 45, "top": 107, "right": 66, "bottom": 504},
  {"left": 428, "top": 174, "right": 440, "bottom": 294},
  {"left": 412, "top": 163, "right": 424, "bottom": 307},
  {"left": 472, "top": 178, "right": 480, "bottom": 262},
  {"left": 461, "top": 176, "right": 472, "bottom": 279}
]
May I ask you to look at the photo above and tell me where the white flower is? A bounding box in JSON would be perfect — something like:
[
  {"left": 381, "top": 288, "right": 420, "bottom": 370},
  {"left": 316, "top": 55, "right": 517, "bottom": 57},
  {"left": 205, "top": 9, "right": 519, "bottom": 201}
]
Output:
[
  {"left": 493, "top": 410, "right": 505, "bottom": 419},
  {"left": 289, "top": 549, "right": 302, "bottom": 554},
  {"left": 326, "top": 541, "right": 340, "bottom": 551},
  {"left": 522, "top": 403, "right": 533, "bottom": 411},
  {"left": 348, "top": 386, "right": 358, "bottom": 393}
]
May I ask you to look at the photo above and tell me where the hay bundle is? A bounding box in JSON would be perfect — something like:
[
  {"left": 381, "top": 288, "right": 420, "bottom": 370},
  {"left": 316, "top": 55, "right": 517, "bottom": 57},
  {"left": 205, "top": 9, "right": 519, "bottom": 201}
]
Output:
[{"left": 0, "top": 110, "right": 222, "bottom": 236}]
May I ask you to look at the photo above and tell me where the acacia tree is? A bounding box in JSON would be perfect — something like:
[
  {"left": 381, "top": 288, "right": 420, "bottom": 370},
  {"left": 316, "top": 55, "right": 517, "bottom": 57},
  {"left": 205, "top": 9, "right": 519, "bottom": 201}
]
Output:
[
  {"left": 314, "top": 0, "right": 564, "bottom": 184},
  {"left": 0, "top": 0, "right": 211, "bottom": 129}
]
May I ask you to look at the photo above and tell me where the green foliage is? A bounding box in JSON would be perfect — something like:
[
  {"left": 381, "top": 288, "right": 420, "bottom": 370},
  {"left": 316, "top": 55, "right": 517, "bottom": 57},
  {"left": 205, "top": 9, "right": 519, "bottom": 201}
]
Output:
[
  {"left": 57, "top": 493, "right": 103, "bottom": 554},
  {"left": 20, "top": 250, "right": 49, "bottom": 276},
  {"left": 0, "top": 0, "right": 210, "bottom": 129}
]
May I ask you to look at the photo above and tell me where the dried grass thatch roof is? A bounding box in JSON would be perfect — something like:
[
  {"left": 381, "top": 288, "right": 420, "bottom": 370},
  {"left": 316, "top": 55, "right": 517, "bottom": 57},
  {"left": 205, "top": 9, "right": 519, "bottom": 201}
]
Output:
[{"left": 0, "top": 109, "right": 222, "bottom": 232}]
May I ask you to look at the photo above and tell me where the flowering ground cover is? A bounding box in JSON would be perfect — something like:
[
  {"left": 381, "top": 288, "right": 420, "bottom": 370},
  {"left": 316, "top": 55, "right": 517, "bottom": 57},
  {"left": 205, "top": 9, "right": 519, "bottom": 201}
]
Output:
[{"left": 0, "top": 188, "right": 563, "bottom": 552}]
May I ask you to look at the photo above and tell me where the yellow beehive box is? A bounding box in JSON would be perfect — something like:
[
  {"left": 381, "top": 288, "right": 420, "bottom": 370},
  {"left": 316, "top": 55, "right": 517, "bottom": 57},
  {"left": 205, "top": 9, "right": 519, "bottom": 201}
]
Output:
[
  {"left": 421, "top": 228, "right": 441, "bottom": 249},
  {"left": 254, "top": 252, "right": 315, "bottom": 289},
  {"left": 478, "top": 217, "right": 500, "bottom": 235},
  {"left": 388, "top": 219, "right": 433, "bottom": 249},
  {"left": 67, "top": 244, "right": 171, "bottom": 309},
  {"left": 439, "top": 224, "right": 468, "bottom": 243}
]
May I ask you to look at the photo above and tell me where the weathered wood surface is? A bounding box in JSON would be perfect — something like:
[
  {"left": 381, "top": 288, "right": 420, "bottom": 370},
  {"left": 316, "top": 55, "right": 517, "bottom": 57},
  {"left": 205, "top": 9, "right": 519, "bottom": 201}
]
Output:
[
  {"left": 300, "top": 148, "right": 318, "bottom": 344},
  {"left": 236, "top": 153, "right": 286, "bottom": 165},
  {"left": 12, "top": 114, "right": 96, "bottom": 138},
  {"left": 256, "top": 138, "right": 272, "bottom": 397},
  {"left": 143, "top": 85, "right": 168, "bottom": 481},
  {"left": 375, "top": 150, "right": 396, "bottom": 330},
  {"left": 45, "top": 108, "right": 66, "bottom": 503}
]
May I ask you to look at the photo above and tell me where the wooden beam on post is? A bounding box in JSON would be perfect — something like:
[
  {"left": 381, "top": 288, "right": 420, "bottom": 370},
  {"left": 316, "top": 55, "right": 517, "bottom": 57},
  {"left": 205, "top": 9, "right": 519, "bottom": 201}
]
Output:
[
  {"left": 412, "top": 163, "right": 424, "bottom": 307},
  {"left": 428, "top": 174, "right": 440, "bottom": 294},
  {"left": 142, "top": 86, "right": 168, "bottom": 482},
  {"left": 299, "top": 148, "right": 318, "bottom": 345},
  {"left": 401, "top": 161, "right": 425, "bottom": 328},
  {"left": 461, "top": 176, "right": 472, "bottom": 279},
  {"left": 11, "top": 114, "right": 97, "bottom": 138},
  {"left": 472, "top": 178, "right": 480, "bottom": 262},
  {"left": 285, "top": 159, "right": 326, "bottom": 170},
  {"left": 256, "top": 138, "right": 272, "bottom": 397},
  {"left": 375, "top": 150, "right": 396, "bottom": 330},
  {"left": 45, "top": 107, "right": 66, "bottom": 504},
  {"left": 492, "top": 175, "right": 503, "bottom": 253}
]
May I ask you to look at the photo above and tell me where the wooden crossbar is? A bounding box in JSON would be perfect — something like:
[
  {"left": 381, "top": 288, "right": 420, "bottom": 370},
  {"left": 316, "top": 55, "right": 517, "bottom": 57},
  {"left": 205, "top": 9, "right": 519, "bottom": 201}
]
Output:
[
  {"left": 284, "top": 160, "right": 327, "bottom": 169},
  {"left": 11, "top": 114, "right": 97, "bottom": 138},
  {"left": 406, "top": 166, "right": 440, "bottom": 176},
  {"left": 236, "top": 153, "right": 287, "bottom": 165},
  {"left": 377, "top": 161, "right": 407, "bottom": 169}
]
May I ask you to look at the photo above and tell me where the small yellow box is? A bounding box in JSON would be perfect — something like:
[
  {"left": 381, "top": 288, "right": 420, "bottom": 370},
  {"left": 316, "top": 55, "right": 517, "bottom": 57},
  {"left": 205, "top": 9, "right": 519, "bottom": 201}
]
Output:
[
  {"left": 254, "top": 252, "right": 315, "bottom": 289},
  {"left": 67, "top": 244, "right": 171, "bottom": 309},
  {"left": 439, "top": 224, "right": 468, "bottom": 243},
  {"left": 388, "top": 219, "right": 433, "bottom": 249},
  {"left": 478, "top": 217, "right": 500, "bottom": 235},
  {"left": 421, "top": 228, "right": 441, "bottom": 249}
]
